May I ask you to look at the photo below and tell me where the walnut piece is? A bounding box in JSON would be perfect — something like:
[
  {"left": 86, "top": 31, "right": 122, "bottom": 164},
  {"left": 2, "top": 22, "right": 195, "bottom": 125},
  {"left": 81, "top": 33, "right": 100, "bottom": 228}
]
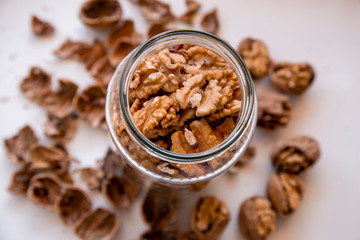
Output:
[
  {"left": 142, "top": 186, "right": 179, "bottom": 229},
  {"left": 89, "top": 56, "right": 115, "bottom": 86},
  {"left": 74, "top": 84, "right": 107, "bottom": 128},
  {"left": 214, "top": 117, "right": 235, "bottom": 139},
  {"left": 4, "top": 125, "right": 38, "bottom": 165},
  {"left": 271, "top": 62, "right": 315, "bottom": 95},
  {"left": 190, "top": 118, "right": 223, "bottom": 152},
  {"left": 54, "top": 39, "right": 92, "bottom": 61},
  {"left": 136, "top": 0, "right": 174, "bottom": 25},
  {"left": 86, "top": 39, "right": 107, "bottom": 70},
  {"left": 175, "top": 73, "right": 206, "bottom": 110},
  {"left": 102, "top": 176, "right": 141, "bottom": 210},
  {"left": 55, "top": 187, "right": 92, "bottom": 226},
  {"left": 79, "top": 0, "right": 122, "bottom": 29},
  {"left": 8, "top": 164, "right": 36, "bottom": 195},
  {"left": 271, "top": 135, "right": 320, "bottom": 174},
  {"left": 108, "top": 19, "right": 143, "bottom": 46},
  {"left": 180, "top": 0, "right": 201, "bottom": 24},
  {"left": 239, "top": 196, "right": 276, "bottom": 240},
  {"left": 44, "top": 112, "right": 78, "bottom": 142},
  {"left": 184, "top": 128, "right": 198, "bottom": 148},
  {"left": 201, "top": 8, "right": 219, "bottom": 35},
  {"left": 20, "top": 67, "right": 51, "bottom": 100},
  {"left": 191, "top": 196, "right": 230, "bottom": 240},
  {"left": 266, "top": 172, "right": 303, "bottom": 216},
  {"left": 27, "top": 173, "right": 63, "bottom": 211},
  {"left": 74, "top": 168, "right": 102, "bottom": 190},
  {"left": 37, "top": 79, "right": 78, "bottom": 118},
  {"left": 31, "top": 15, "right": 54, "bottom": 36},
  {"left": 257, "top": 91, "right": 291, "bottom": 129},
  {"left": 74, "top": 208, "right": 120, "bottom": 240},
  {"left": 27, "top": 144, "right": 71, "bottom": 174},
  {"left": 109, "top": 38, "right": 139, "bottom": 68},
  {"left": 238, "top": 38, "right": 271, "bottom": 79},
  {"left": 207, "top": 99, "right": 241, "bottom": 121}
]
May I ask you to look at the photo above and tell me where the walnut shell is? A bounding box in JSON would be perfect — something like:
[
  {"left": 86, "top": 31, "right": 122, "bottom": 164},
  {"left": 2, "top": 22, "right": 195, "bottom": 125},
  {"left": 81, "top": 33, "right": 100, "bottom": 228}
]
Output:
[
  {"left": 141, "top": 226, "right": 179, "bottom": 240},
  {"left": 102, "top": 176, "right": 141, "bottom": 210},
  {"left": 31, "top": 15, "right": 54, "bottom": 36},
  {"left": 191, "top": 196, "right": 230, "bottom": 240},
  {"left": 271, "top": 135, "right": 320, "bottom": 174},
  {"left": 266, "top": 172, "right": 303, "bottom": 216},
  {"left": 20, "top": 67, "right": 51, "bottom": 100},
  {"left": 108, "top": 39, "right": 139, "bottom": 68},
  {"left": 238, "top": 196, "right": 276, "bottom": 240},
  {"left": 4, "top": 125, "right": 38, "bottom": 165},
  {"left": 142, "top": 186, "right": 179, "bottom": 229},
  {"left": 27, "top": 173, "right": 63, "bottom": 211},
  {"left": 228, "top": 145, "right": 256, "bottom": 174},
  {"left": 201, "top": 8, "right": 219, "bottom": 35},
  {"left": 74, "top": 208, "right": 120, "bottom": 240},
  {"left": 136, "top": 0, "right": 174, "bottom": 25},
  {"left": 270, "top": 62, "right": 315, "bottom": 95},
  {"left": 8, "top": 164, "right": 36, "bottom": 195},
  {"left": 44, "top": 112, "right": 78, "bottom": 142},
  {"left": 55, "top": 187, "right": 92, "bottom": 226},
  {"left": 79, "top": 0, "right": 122, "bottom": 29}
]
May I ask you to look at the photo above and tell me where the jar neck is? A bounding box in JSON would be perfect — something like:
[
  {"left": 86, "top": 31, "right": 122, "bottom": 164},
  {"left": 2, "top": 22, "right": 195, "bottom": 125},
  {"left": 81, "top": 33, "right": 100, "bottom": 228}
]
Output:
[{"left": 118, "top": 30, "right": 256, "bottom": 164}]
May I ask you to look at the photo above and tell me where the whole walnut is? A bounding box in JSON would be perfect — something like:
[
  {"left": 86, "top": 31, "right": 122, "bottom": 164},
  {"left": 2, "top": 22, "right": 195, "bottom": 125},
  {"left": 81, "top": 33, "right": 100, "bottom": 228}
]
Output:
[
  {"left": 271, "top": 62, "right": 315, "bottom": 95},
  {"left": 238, "top": 196, "right": 276, "bottom": 240},
  {"left": 238, "top": 38, "right": 271, "bottom": 79},
  {"left": 271, "top": 135, "right": 320, "bottom": 174},
  {"left": 266, "top": 172, "right": 303, "bottom": 216}
]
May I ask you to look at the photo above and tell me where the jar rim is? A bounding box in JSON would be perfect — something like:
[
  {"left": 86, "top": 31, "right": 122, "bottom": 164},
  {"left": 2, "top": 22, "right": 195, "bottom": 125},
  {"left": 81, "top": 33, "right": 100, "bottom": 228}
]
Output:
[{"left": 116, "top": 29, "right": 256, "bottom": 164}]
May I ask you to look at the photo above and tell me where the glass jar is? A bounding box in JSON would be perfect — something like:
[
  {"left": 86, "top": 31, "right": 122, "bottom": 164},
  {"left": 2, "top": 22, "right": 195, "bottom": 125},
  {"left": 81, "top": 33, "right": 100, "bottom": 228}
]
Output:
[{"left": 105, "top": 30, "right": 257, "bottom": 192}]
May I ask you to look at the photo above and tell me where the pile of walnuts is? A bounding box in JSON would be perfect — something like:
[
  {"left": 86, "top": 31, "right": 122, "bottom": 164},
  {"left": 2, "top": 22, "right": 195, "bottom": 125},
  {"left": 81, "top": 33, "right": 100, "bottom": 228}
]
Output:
[{"left": 3, "top": 0, "right": 321, "bottom": 240}]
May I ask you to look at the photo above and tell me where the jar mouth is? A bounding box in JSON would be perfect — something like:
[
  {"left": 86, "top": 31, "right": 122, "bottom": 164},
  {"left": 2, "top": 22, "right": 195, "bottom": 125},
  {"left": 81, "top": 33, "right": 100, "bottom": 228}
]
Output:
[{"left": 117, "top": 30, "right": 255, "bottom": 164}]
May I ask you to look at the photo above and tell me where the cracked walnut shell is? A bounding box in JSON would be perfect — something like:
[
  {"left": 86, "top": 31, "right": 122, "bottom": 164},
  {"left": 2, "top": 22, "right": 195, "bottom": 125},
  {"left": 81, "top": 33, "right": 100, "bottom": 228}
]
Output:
[
  {"left": 20, "top": 67, "right": 51, "bottom": 100},
  {"left": 136, "top": 0, "right": 174, "bottom": 25},
  {"left": 4, "top": 125, "right": 38, "bottom": 166},
  {"left": 108, "top": 19, "right": 143, "bottom": 46},
  {"left": 89, "top": 56, "right": 115, "bottom": 86},
  {"left": 54, "top": 39, "right": 92, "bottom": 62},
  {"left": 271, "top": 135, "right": 320, "bottom": 174},
  {"left": 180, "top": 0, "right": 201, "bottom": 24},
  {"left": 191, "top": 196, "right": 230, "bottom": 240},
  {"left": 74, "top": 208, "right": 120, "bottom": 240},
  {"left": 257, "top": 91, "right": 291, "bottom": 129},
  {"left": 239, "top": 196, "right": 276, "bottom": 240},
  {"left": 271, "top": 62, "right": 315, "bottom": 95},
  {"left": 201, "top": 8, "right": 219, "bottom": 35},
  {"left": 55, "top": 187, "right": 92, "bottom": 226},
  {"left": 266, "top": 172, "right": 303, "bottom": 216},
  {"left": 238, "top": 38, "right": 271, "bottom": 79},
  {"left": 31, "top": 15, "right": 54, "bottom": 36},
  {"left": 27, "top": 173, "right": 63, "bottom": 211},
  {"left": 8, "top": 164, "right": 36, "bottom": 195},
  {"left": 44, "top": 112, "right": 78, "bottom": 142},
  {"left": 80, "top": 0, "right": 122, "bottom": 29}
]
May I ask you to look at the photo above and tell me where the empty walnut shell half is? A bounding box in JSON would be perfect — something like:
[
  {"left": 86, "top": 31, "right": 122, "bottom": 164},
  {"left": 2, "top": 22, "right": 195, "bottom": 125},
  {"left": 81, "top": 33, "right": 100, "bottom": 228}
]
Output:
[
  {"left": 270, "top": 62, "right": 315, "bottom": 95},
  {"left": 27, "top": 173, "right": 63, "bottom": 211},
  {"left": 4, "top": 125, "right": 38, "bottom": 165},
  {"left": 271, "top": 135, "right": 320, "bottom": 174},
  {"left": 8, "top": 164, "right": 36, "bottom": 195},
  {"left": 55, "top": 187, "right": 92, "bottom": 226},
  {"left": 191, "top": 196, "right": 230, "bottom": 240},
  {"left": 20, "top": 67, "right": 51, "bottom": 100},
  {"left": 257, "top": 91, "right": 291, "bottom": 129},
  {"left": 238, "top": 196, "right": 276, "bottom": 240},
  {"left": 102, "top": 176, "right": 141, "bottom": 210},
  {"left": 136, "top": 0, "right": 174, "bottom": 25},
  {"left": 266, "top": 172, "right": 303, "bottom": 216},
  {"left": 142, "top": 186, "right": 179, "bottom": 229},
  {"left": 79, "top": 0, "right": 122, "bottom": 29},
  {"left": 238, "top": 38, "right": 271, "bottom": 79},
  {"left": 74, "top": 208, "right": 120, "bottom": 240}
]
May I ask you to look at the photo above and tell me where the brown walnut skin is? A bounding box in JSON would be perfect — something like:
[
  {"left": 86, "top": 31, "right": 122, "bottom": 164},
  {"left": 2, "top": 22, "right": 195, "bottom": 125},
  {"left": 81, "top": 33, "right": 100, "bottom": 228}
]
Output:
[
  {"left": 74, "top": 208, "right": 120, "bottom": 240},
  {"left": 55, "top": 187, "right": 92, "bottom": 226},
  {"left": 266, "top": 172, "right": 303, "bottom": 216},
  {"left": 191, "top": 196, "right": 230, "bottom": 240},
  {"left": 270, "top": 62, "right": 315, "bottom": 95},
  {"left": 239, "top": 196, "right": 276, "bottom": 240},
  {"left": 271, "top": 135, "right": 320, "bottom": 174},
  {"left": 80, "top": 0, "right": 122, "bottom": 29}
]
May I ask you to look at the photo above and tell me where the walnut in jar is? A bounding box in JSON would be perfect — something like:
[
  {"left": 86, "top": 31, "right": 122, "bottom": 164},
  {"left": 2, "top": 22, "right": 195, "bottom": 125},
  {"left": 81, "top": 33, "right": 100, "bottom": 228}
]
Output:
[
  {"left": 266, "top": 172, "right": 303, "bottom": 216},
  {"left": 237, "top": 38, "right": 271, "bottom": 79},
  {"left": 271, "top": 135, "right": 320, "bottom": 174},
  {"left": 191, "top": 196, "right": 230, "bottom": 240},
  {"left": 238, "top": 196, "right": 276, "bottom": 240},
  {"left": 271, "top": 62, "right": 315, "bottom": 95}
]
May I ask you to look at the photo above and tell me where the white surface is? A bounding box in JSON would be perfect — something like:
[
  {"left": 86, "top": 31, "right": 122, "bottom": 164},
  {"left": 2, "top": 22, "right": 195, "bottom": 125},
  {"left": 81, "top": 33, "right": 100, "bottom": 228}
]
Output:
[{"left": 0, "top": 0, "right": 360, "bottom": 239}]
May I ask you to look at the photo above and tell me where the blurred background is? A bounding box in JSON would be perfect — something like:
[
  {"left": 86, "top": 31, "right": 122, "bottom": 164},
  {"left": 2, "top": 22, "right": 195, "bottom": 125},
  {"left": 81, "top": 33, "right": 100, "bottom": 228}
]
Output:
[{"left": 0, "top": 0, "right": 359, "bottom": 239}]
